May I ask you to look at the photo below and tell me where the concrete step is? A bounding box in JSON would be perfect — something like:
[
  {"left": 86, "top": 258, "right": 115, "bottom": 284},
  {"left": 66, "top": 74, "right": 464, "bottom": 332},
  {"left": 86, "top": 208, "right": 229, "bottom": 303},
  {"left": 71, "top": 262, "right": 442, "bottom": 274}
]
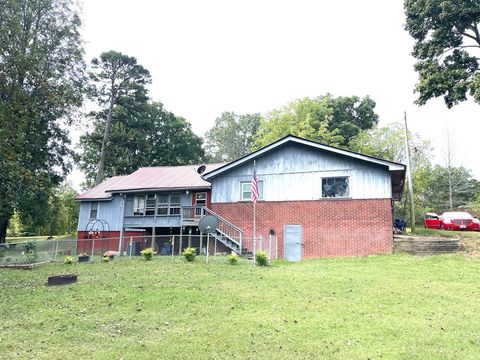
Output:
[{"left": 393, "top": 235, "right": 460, "bottom": 255}]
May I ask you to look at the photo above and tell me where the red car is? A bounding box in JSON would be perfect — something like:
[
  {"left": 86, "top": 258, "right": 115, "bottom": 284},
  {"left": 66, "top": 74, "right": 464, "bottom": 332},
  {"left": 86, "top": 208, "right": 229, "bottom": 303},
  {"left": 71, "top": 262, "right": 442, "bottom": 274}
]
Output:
[{"left": 424, "top": 211, "right": 480, "bottom": 231}]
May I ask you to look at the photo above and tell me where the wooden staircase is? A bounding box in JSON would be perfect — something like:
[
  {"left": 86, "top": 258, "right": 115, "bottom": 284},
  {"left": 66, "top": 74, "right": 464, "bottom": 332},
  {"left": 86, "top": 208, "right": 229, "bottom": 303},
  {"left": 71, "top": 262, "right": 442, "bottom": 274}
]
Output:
[{"left": 393, "top": 235, "right": 460, "bottom": 255}]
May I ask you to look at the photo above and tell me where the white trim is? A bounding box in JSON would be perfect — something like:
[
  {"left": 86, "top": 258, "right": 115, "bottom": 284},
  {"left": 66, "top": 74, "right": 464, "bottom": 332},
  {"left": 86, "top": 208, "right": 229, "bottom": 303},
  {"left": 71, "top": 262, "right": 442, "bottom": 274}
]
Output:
[{"left": 203, "top": 136, "right": 405, "bottom": 180}]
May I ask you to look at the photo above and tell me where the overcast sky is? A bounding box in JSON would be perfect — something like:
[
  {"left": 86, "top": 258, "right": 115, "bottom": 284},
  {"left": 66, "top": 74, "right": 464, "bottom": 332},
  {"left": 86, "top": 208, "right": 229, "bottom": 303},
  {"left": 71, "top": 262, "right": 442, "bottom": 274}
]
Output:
[{"left": 70, "top": 0, "right": 480, "bottom": 189}]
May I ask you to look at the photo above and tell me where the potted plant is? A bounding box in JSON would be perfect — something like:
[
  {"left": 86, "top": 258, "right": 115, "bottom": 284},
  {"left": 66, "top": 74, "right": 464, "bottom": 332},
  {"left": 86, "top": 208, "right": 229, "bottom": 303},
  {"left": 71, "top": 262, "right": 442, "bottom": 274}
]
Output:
[
  {"left": 78, "top": 252, "right": 90, "bottom": 262},
  {"left": 103, "top": 251, "right": 116, "bottom": 260}
]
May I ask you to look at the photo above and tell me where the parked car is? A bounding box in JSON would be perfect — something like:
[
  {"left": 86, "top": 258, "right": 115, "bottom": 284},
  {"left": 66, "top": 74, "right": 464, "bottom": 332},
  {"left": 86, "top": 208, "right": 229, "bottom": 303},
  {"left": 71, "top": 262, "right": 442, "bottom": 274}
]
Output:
[
  {"left": 424, "top": 211, "right": 480, "bottom": 231},
  {"left": 440, "top": 212, "right": 480, "bottom": 231},
  {"left": 423, "top": 213, "right": 441, "bottom": 229}
]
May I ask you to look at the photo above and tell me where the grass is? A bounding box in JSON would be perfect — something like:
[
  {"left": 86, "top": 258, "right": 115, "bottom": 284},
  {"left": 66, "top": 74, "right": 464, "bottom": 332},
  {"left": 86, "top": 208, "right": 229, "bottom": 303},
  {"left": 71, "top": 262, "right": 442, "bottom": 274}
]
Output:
[
  {"left": 1, "top": 254, "right": 480, "bottom": 359},
  {"left": 5, "top": 235, "right": 73, "bottom": 243}
]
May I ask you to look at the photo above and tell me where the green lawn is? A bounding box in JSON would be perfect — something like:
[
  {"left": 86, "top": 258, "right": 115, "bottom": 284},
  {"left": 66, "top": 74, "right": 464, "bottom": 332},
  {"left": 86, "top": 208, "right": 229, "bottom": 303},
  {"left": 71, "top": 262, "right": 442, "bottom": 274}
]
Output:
[
  {"left": 1, "top": 254, "right": 480, "bottom": 359},
  {"left": 5, "top": 235, "right": 73, "bottom": 243}
]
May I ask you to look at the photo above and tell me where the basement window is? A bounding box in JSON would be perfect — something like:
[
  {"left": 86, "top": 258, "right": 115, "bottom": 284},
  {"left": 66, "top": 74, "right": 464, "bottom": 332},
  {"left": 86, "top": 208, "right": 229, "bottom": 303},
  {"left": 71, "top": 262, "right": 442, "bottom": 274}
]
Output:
[{"left": 322, "top": 177, "right": 349, "bottom": 198}]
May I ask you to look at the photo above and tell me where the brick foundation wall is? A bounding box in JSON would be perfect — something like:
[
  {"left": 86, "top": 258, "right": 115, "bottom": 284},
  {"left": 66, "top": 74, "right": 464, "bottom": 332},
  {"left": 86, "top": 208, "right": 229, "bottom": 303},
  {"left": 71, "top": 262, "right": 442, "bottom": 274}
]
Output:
[{"left": 211, "top": 199, "right": 393, "bottom": 259}]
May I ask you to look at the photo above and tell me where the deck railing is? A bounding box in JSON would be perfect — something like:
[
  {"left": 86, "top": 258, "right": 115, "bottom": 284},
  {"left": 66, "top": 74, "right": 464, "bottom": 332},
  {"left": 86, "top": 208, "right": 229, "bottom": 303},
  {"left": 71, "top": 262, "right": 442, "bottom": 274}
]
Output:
[{"left": 203, "top": 206, "right": 243, "bottom": 253}]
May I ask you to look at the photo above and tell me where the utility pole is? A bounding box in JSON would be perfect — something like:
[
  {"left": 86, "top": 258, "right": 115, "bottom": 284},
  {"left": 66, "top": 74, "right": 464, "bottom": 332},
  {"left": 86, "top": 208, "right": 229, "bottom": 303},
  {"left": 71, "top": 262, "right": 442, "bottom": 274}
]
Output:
[{"left": 403, "top": 112, "right": 415, "bottom": 232}]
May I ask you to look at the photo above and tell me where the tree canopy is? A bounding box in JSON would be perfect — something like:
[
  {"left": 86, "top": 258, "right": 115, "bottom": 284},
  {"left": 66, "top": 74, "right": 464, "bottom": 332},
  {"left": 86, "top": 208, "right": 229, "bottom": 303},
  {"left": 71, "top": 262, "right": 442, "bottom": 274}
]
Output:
[
  {"left": 79, "top": 101, "right": 205, "bottom": 187},
  {"left": 205, "top": 112, "right": 260, "bottom": 162},
  {"left": 88, "top": 50, "right": 151, "bottom": 185},
  {"left": 252, "top": 95, "right": 378, "bottom": 150},
  {"left": 405, "top": 0, "right": 480, "bottom": 107},
  {"left": 0, "top": 0, "right": 85, "bottom": 243}
]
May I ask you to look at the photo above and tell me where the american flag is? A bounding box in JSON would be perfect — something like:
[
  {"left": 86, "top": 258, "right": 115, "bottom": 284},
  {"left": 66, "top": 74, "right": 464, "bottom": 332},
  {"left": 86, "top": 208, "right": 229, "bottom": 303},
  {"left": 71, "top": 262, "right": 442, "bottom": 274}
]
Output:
[{"left": 251, "top": 164, "right": 259, "bottom": 203}]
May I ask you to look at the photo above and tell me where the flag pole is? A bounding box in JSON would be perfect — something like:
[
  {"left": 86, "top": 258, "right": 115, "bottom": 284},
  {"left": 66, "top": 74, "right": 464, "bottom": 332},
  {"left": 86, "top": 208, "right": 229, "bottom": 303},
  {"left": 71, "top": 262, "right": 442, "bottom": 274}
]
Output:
[{"left": 253, "top": 160, "right": 256, "bottom": 242}]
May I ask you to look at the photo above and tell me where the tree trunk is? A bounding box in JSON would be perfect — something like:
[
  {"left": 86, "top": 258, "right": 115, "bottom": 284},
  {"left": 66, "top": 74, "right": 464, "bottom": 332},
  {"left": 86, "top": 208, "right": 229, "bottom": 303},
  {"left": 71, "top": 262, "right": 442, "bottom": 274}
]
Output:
[
  {"left": 0, "top": 216, "right": 10, "bottom": 244},
  {"left": 95, "top": 91, "right": 116, "bottom": 186}
]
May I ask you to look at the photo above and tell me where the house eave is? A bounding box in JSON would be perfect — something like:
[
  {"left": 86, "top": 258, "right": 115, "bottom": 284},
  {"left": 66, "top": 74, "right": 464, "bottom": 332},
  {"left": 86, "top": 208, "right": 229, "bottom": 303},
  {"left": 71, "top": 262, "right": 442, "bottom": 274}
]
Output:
[{"left": 203, "top": 135, "right": 406, "bottom": 180}]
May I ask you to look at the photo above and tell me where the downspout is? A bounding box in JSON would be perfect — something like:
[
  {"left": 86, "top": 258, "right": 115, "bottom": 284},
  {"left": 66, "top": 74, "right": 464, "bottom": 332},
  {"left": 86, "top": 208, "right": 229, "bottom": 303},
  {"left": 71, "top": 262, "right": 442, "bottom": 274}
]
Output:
[{"left": 118, "top": 193, "right": 127, "bottom": 255}]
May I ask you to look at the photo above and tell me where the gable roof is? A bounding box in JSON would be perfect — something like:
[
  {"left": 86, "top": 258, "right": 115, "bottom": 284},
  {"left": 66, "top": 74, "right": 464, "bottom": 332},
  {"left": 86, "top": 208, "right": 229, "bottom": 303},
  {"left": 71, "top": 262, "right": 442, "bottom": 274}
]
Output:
[
  {"left": 202, "top": 134, "right": 406, "bottom": 201},
  {"left": 76, "top": 163, "right": 225, "bottom": 201},
  {"left": 75, "top": 175, "right": 128, "bottom": 201},
  {"left": 203, "top": 134, "right": 406, "bottom": 180}
]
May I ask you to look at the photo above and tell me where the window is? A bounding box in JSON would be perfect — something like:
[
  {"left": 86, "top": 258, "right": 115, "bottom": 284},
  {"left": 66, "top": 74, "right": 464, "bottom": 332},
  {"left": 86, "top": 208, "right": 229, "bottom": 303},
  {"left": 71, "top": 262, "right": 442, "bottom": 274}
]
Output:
[
  {"left": 195, "top": 192, "right": 207, "bottom": 216},
  {"left": 240, "top": 181, "right": 264, "bottom": 201},
  {"left": 157, "top": 194, "right": 169, "bottom": 216},
  {"left": 322, "top": 177, "right": 349, "bottom": 198},
  {"left": 145, "top": 193, "right": 156, "bottom": 216},
  {"left": 169, "top": 193, "right": 181, "bottom": 215},
  {"left": 133, "top": 195, "right": 146, "bottom": 216},
  {"left": 90, "top": 202, "right": 98, "bottom": 219}
]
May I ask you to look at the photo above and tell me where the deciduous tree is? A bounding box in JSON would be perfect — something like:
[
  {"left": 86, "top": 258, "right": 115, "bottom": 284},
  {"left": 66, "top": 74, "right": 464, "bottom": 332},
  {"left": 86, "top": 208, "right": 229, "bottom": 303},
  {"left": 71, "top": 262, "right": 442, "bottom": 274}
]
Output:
[
  {"left": 79, "top": 101, "right": 205, "bottom": 187},
  {"left": 405, "top": 0, "right": 480, "bottom": 107},
  {"left": 0, "top": 0, "right": 85, "bottom": 243},
  {"left": 205, "top": 112, "right": 260, "bottom": 162}
]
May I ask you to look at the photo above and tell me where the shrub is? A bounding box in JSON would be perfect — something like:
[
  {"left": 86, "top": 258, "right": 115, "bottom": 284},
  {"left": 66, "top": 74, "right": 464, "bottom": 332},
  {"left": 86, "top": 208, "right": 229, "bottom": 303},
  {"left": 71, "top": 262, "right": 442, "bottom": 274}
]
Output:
[
  {"left": 102, "top": 256, "right": 110, "bottom": 263},
  {"left": 140, "top": 247, "right": 155, "bottom": 261},
  {"left": 64, "top": 256, "right": 74, "bottom": 265},
  {"left": 227, "top": 252, "right": 238, "bottom": 265},
  {"left": 255, "top": 251, "right": 268, "bottom": 266},
  {"left": 182, "top": 247, "right": 196, "bottom": 262},
  {"left": 23, "top": 241, "right": 37, "bottom": 263}
]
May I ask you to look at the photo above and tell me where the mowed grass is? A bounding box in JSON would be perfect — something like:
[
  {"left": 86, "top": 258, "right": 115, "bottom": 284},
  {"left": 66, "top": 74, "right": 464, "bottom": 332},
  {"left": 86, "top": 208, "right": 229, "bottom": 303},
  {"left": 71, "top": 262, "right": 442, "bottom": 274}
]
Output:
[{"left": 1, "top": 254, "right": 480, "bottom": 359}]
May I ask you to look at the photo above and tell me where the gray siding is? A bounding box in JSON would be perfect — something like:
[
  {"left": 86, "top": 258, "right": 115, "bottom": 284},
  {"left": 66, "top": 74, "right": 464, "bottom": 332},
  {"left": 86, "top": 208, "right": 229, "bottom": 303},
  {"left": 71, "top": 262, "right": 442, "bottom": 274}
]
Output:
[
  {"left": 123, "top": 192, "right": 192, "bottom": 229},
  {"left": 211, "top": 143, "right": 392, "bottom": 203},
  {"left": 77, "top": 195, "right": 124, "bottom": 231}
]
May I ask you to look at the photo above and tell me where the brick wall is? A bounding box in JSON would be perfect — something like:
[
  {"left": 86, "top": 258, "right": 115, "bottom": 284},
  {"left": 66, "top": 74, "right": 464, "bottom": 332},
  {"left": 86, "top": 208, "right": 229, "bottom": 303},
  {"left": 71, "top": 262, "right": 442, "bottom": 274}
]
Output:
[{"left": 211, "top": 199, "right": 393, "bottom": 259}]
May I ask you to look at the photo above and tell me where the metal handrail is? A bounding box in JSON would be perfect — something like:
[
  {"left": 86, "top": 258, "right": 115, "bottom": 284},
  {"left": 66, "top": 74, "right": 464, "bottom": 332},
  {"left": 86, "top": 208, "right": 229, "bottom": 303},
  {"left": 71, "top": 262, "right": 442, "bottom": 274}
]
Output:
[{"left": 203, "top": 207, "right": 243, "bottom": 234}]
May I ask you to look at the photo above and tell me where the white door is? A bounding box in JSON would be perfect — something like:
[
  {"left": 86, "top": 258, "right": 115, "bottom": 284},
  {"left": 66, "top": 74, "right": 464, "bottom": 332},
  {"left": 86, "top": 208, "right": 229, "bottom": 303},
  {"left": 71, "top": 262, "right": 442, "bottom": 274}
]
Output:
[{"left": 284, "top": 225, "right": 302, "bottom": 261}]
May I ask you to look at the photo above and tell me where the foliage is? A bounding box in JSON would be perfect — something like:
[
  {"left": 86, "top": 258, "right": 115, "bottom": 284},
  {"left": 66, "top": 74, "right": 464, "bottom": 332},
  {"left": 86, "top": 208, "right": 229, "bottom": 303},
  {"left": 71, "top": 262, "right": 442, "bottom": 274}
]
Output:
[
  {"left": 22, "top": 241, "right": 37, "bottom": 264},
  {"left": 102, "top": 256, "right": 110, "bottom": 263},
  {"left": 255, "top": 250, "right": 268, "bottom": 266},
  {"left": 79, "top": 101, "right": 205, "bottom": 187},
  {"left": 140, "top": 247, "right": 155, "bottom": 261},
  {"left": 404, "top": 0, "right": 480, "bottom": 107},
  {"left": 182, "top": 247, "right": 196, "bottom": 262},
  {"left": 349, "top": 123, "right": 433, "bottom": 222},
  {"left": 423, "top": 165, "right": 480, "bottom": 213},
  {"left": 253, "top": 94, "right": 378, "bottom": 149},
  {"left": 3, "top": 256, "right": 480, "bottom": 358},
  {"left": 0, "top": 0, "right": 85, "bottom": 243},
  {"left": 87, "top": 50, "right": 151, "bottom": 185},
  {"left": 64, "top": 256, "right": 74, "bottom": 265},
  {"left": 227, "top": 252, "right": 238, "bottom": 265},
  {"left": 205, "top": 112, "right": 260, "bottom": 161}
]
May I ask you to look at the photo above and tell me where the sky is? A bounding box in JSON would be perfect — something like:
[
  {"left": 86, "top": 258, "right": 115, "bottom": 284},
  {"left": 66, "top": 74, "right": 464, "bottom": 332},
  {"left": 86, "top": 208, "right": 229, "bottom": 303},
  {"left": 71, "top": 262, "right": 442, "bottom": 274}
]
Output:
[{"left": 70, "top": 0, "right": 480, "bottom": 189}]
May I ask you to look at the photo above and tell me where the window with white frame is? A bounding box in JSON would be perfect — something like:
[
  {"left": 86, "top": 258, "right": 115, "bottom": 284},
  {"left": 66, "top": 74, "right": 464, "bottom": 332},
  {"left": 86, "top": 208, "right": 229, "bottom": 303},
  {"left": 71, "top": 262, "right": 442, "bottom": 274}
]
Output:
[
  {"left": 133, "top": 195, "right": 146, "bottom": 216},
  {"left": 240, "top": 181, "right": 264, "bottom": 201},
  {"left": 322, "top": 176, "right": 349, "bottom": 198},
  {"left": 90, "top": 202, "right": 98, "bottom": 219},
  {"left": 156, "top": 194, "right": 169, "bottom": 216},
  {"left": 169, "top": 193, "right": 181, "bottom": 215}
]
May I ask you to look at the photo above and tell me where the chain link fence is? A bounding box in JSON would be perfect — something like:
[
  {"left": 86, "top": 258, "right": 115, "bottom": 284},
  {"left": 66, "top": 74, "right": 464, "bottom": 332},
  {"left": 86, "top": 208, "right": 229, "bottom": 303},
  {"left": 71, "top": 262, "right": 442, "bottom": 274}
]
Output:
[{"left": 0, "top": 234, "right": 279, "bottom": 266}]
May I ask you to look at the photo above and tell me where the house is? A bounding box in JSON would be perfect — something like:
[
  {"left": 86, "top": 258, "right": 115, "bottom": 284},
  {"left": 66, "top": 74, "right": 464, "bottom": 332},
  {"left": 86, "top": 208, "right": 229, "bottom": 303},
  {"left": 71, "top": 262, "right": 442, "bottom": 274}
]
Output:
[
  {"left": 76, "top": 135, "right": 405, "bottom": 260},
  {"left": 75, "top": 164, "right": 224, "bottom": 254}
]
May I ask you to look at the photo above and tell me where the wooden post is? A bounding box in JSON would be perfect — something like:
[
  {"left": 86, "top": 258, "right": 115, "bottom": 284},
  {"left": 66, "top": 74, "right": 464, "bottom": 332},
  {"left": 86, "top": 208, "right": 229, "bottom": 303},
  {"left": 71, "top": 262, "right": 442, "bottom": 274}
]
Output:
[
  {"left": 206, "top": 233, "right": 210, "bottom": 264},
  {"left": 151, "top": 227, "right": 156, "bottom": 251},
  {"left": 403, "top": 111, "right": 415, "bottom": 232}
]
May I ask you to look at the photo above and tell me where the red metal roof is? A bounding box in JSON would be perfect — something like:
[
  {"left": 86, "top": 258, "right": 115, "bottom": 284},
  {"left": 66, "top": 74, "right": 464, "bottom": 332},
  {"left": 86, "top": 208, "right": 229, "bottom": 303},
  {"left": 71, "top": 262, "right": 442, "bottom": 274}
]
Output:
[
  {"left": 76, "top": 164, "right": 225, "bottom": 200},
  {"left": 75, "top": 175, "right": 128, "bottom": 200}
]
